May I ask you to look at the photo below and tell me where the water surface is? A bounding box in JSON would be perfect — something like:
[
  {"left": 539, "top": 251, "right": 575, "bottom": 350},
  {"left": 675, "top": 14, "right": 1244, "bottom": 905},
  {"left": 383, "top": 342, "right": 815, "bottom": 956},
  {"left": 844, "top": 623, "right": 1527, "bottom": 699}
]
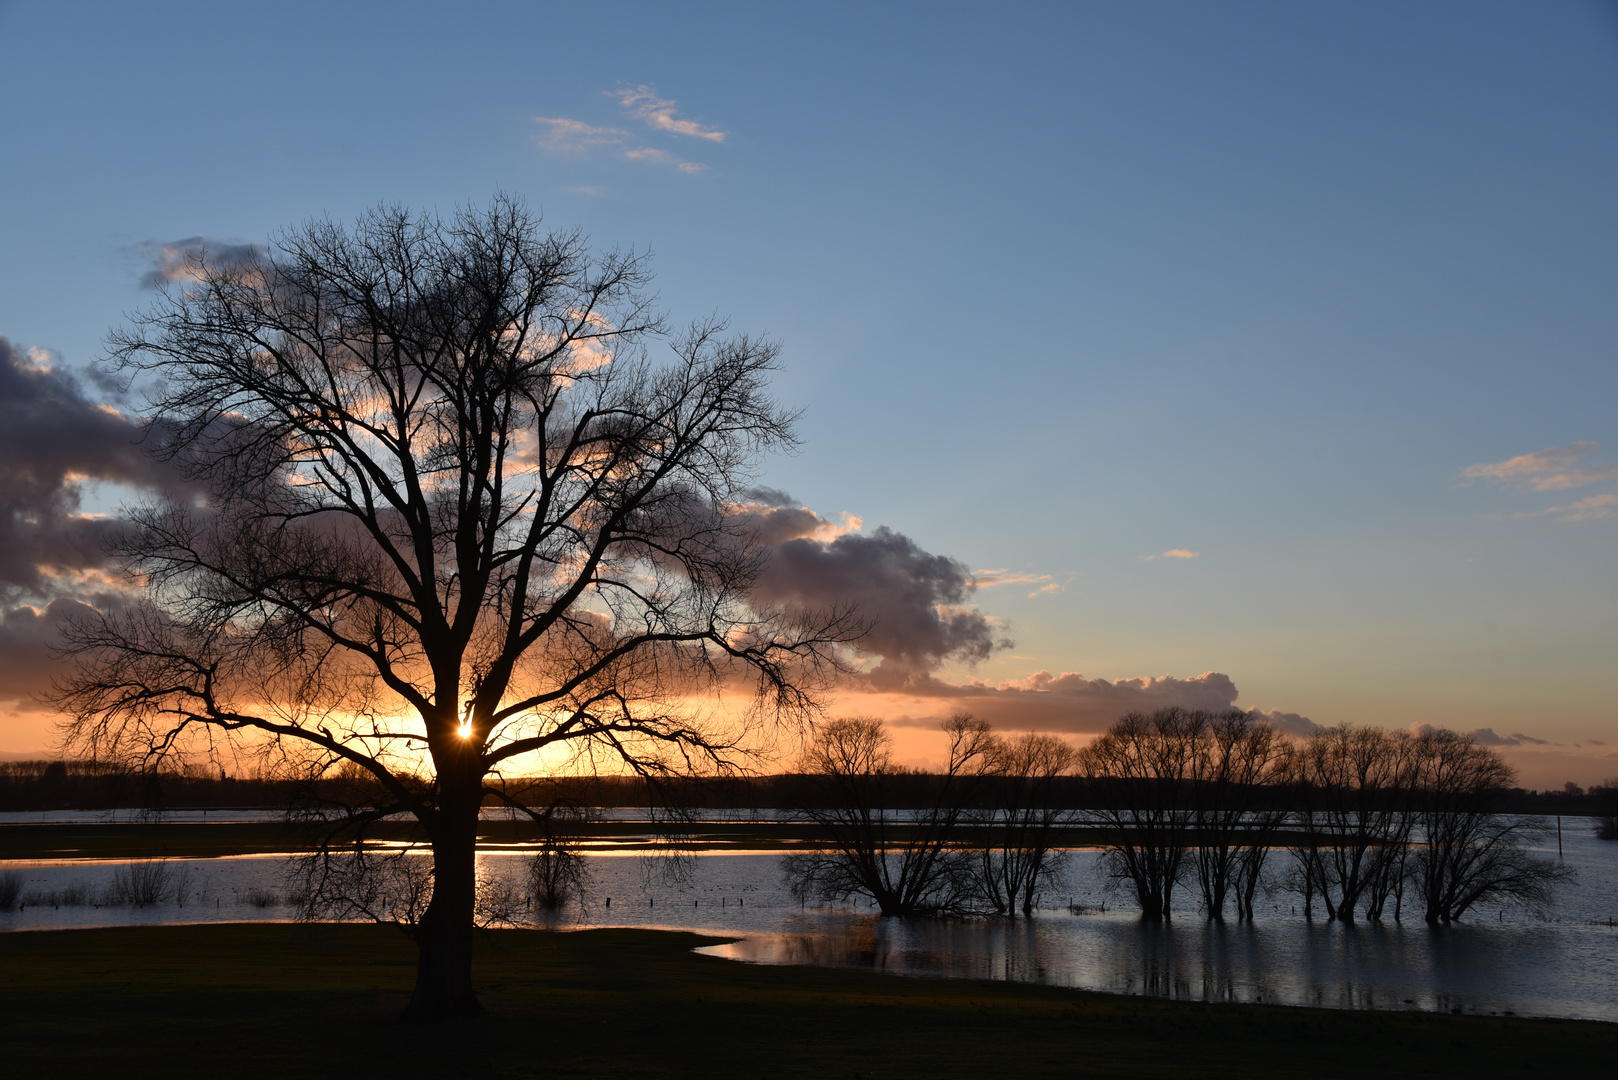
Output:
[{"left": 3, "top": 822, "right": 1614, "bottom": 1022}]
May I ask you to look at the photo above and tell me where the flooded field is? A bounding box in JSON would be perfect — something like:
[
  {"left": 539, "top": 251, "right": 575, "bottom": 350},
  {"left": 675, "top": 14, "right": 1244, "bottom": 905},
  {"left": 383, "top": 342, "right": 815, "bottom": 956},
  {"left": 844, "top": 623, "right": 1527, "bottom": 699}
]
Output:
[{"left": 3, "top": 822, "right": 1614, "bottom": 1022}]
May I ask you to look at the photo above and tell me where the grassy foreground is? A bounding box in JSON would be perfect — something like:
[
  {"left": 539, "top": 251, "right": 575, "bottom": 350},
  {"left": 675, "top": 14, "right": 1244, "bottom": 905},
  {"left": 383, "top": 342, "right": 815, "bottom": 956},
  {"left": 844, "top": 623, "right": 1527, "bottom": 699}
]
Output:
[{"left": 0, "top": 924, "right": 1611, "bottom": 1078}]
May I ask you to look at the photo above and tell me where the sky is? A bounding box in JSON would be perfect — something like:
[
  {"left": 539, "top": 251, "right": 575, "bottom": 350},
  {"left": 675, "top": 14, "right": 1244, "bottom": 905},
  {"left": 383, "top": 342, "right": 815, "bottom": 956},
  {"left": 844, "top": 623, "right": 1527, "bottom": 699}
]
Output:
[{"left": 1, "top": 1, "right": 1614, "bottom": 787}]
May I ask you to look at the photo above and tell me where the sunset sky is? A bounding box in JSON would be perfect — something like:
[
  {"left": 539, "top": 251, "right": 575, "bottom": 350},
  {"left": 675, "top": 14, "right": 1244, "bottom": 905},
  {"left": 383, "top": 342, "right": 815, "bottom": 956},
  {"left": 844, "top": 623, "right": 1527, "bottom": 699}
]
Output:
[{"left": 1, "top": 1, "right": 1614, "bottom": 786}]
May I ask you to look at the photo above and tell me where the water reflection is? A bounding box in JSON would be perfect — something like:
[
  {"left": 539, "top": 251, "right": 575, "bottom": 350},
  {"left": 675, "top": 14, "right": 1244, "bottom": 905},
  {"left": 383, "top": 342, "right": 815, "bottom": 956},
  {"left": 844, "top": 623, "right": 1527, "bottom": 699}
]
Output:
[{"left": 698, "top": 910, "right": 1618, "bottom": 1022}]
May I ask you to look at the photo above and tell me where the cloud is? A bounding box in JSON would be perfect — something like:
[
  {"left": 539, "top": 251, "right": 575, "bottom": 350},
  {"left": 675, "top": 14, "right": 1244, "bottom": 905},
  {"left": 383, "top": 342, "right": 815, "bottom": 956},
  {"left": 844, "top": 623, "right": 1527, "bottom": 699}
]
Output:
[
  {"left": 534, "top": 117, "right": 632, "bottom": 152},
  {"left": 1507, "top": 494, "right": 1618, "bottom": 522},
  {"left": 877, "top": 669, "right": 1248, "bottom": 733},
  {"left": 973, "top": 569, "right": 1051, "bottom": 588},
  {"left": 1462, "top": 442, "right": 1618, "bottom": 492},
  {"left": 610, "top": 85, "right": 726, "bottom": 142},
  {"left": 533, "top": 116, "right": 707, "bottom": 173},
  {"left": 725, "top": 496, "right": 861, "bottom": 547},
  {"left": 971, "top": 568, "right": 1069, "bottom": 599},
  {"left": 1248, "top": 708, "right": 1325, "bottom": 737},
  {"left": 738, "top": 486, "right": 796, "bottom": 508},
  {"left": 139, "top": 236, "right": 264, "bottom": 288},
  {"left": 0, "top": 335, "right": 203, "bottom": 736},
  {"left": 1142, "top": 549, "right": 1199, "bottom": 561},
  {"left": 740, "top": 500, "right": 1004, "bottom": 686},
  {"left": 623, "top": 147, "right": 706, "bottom": 173},
  {"left": 0, "top": 598, "right": 95, "bottom": 703},
  {"left": 0, "top": 336, "right": 195, "bottom": 596},
  {"left": 1408, "top": 724, "right": 1550, "bottom": 747}
]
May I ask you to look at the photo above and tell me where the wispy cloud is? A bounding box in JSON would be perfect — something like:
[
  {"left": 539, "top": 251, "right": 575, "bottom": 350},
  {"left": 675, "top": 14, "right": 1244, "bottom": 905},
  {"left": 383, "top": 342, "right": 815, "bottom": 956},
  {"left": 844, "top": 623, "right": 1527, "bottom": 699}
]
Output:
[
  {"left": 972, "top": 569, "right": 1049, "bottom": 587},
  {"left": 971, "top": 569, "right": 1070, "bottom": 599},
  {"left": 1142, "top": 549, "right": 1200, "bottom": 562},
  {"left": 610, "top": 85, "right": 726, "bottom": 142},
  {"left": 623, "top": 147, "right": 706, "bottom": 174},
  {"left": 533, "top": 117, "right": 629, "bottom": 152},
  {"left": 1501, "top": 493, "right": 1618, "bottom": 523},
  {"left": 533, "top": 116, "right": 706, "bottom": 173},
  {"left": 533, "top": 84, "right": 723, "bottom": 175},
  {"left": 1462, "top": 442, "right": 1618, "bottom": 492}
]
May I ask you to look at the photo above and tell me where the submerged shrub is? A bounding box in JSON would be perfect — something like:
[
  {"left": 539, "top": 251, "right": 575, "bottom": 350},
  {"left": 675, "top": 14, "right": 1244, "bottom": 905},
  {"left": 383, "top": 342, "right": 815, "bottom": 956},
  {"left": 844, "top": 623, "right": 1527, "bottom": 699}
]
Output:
[
  {"left": 528, "top": 843, "right": 589, "bottom": 916},
  {"left": 0, "top": 870, "right": 21, "bottom": 910},
  {"left": 107, "top": 860, "right": 175, "bottom": 906},
  {"left": 58, "top": 882, "right": 95, "bottom": 906}
]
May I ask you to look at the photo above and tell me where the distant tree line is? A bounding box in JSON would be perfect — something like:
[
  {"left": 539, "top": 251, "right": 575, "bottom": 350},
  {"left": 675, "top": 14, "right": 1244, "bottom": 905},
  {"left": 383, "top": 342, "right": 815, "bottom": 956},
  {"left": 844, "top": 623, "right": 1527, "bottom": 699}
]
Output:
[
  {"left": 6, "top": 755, "right": 1610, "bottom": 820},
  {"left": 780, "top": 709, "right": 1585, "bottom": 925}
]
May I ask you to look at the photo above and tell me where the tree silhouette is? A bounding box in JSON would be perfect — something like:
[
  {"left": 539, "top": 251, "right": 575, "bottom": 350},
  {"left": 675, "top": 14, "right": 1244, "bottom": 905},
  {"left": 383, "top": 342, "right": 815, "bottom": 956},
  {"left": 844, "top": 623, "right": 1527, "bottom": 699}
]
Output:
[
  {"left": 781, "top": 714, "right": 993, "bottom": 915},
  {"left": 1409, "top": 728, "right": 1570, "bottom": 923},
  {"left": 1079, "top": 709, "right": 1202, "bottom": 919},
  {"left": 54, "top": 196, "right": 855, "bottom": 1016},
  {"left": 972, "top": 732, "right": 1076, "bottom": 916}
]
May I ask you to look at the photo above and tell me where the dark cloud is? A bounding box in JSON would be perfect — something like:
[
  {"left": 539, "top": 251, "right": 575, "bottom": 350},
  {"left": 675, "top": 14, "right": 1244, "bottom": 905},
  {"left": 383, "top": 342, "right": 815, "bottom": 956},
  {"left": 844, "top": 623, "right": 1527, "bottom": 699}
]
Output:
[
  {"left": 1408, "top": 724, "right": 1550, "bottom": 747},
  {"left": 736, "top": 495, "right": 1004, "bottom": 686},
  {"left": 0, "top": 597, "right": 95, "bottom": 704},
  {"left": 139, "top": 236, "right": 264, "bottom": 288},
  {"left": 737, "top": 486, "right": 795, "bottom": 508},
  {"left": 0, "top": 336, "right": 189, "bottom": 595},
  {"left": 883, "top": 670, "right": 1247, "bottom": 733}
]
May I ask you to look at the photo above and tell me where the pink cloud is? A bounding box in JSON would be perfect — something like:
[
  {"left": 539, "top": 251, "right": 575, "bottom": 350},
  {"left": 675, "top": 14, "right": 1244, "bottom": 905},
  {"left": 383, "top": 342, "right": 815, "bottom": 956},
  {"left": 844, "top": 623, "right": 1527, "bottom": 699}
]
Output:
[{"left": 1462, "top": 442, "right": 1618, "bottom": 492}]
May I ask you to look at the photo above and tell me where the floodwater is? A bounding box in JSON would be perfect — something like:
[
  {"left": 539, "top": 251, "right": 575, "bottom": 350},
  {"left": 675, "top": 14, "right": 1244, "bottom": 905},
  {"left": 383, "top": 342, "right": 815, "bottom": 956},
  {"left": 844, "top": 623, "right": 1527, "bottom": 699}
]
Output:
[{"left": 2, "top": 822, "right": 1614, "bottom": 1022}]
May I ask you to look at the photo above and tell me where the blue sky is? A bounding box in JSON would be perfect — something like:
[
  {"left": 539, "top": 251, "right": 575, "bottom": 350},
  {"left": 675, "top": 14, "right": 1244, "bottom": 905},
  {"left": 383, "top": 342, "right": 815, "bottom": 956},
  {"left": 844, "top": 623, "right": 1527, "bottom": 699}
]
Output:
[{"left": 1, "top": 1, "right": 1614, "bottom": 783}]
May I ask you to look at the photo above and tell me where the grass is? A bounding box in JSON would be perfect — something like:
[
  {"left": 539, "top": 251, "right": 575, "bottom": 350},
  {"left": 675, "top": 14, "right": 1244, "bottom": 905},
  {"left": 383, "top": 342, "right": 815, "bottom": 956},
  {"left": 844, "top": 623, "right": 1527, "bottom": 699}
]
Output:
[{"left": 0, "top": 924, "right": 1611, "bottom": 1078}]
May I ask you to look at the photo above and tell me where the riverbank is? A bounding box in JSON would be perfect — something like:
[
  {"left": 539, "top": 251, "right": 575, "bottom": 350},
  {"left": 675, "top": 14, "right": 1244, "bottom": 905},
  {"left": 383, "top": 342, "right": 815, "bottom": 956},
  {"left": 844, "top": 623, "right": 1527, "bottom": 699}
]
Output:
[{"left": 0, "top": 924, "right": 1610, "bottom": 1078}]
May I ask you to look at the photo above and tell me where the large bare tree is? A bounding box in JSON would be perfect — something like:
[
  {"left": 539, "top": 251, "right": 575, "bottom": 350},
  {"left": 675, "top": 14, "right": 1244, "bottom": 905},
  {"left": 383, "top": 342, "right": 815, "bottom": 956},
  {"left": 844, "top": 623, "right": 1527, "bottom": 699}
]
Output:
[{"left": 54, "top": 197, "right": 854, "bottom": 1016}]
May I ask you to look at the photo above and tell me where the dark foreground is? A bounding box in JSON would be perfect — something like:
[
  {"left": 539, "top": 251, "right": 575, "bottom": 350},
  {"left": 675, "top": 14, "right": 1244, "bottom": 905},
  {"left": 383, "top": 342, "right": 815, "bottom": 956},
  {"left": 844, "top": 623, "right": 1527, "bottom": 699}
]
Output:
[{"left": 0, "top": 925, "right": 1611, "bottom": 1078}]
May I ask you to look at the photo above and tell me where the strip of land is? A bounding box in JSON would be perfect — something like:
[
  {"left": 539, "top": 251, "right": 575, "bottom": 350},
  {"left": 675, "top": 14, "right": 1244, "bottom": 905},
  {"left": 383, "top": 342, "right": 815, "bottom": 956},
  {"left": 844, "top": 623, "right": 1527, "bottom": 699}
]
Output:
[
  {"left": 0, "top": 819, "right": 1125, "bottom": 860},
  {"left": 0, "top": 924, "right": 1609, "bottom": 1079}
]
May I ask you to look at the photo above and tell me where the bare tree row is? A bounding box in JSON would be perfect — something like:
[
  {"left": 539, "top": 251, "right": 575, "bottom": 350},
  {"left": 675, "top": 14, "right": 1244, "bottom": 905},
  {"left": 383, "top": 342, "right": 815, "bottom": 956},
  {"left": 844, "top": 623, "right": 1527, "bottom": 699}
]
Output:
[
  {"left": 782, "top": 709, "right": 1573, "bottom": 924},
  {"left": 781, "top": 715, "right": 1074, "bottom": 916}
]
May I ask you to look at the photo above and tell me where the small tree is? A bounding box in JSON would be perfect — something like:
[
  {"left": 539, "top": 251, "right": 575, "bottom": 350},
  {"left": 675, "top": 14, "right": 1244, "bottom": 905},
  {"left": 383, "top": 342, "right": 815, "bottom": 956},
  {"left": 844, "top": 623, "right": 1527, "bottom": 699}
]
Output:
[
  {"left": 1080, "top": 708, "right": 1202, "bottom": 919},
  {"left": 1591, "top": 778, "right": 1618, "bottom": 841},
  {"left": 1290, "top": 726, "right": 1417, "bottom": 922},
  {"left": 972, "top": 732, "right": 1076, "bottom": 916},
  {"left": 1187, "top": 710, "right": 1290, "bottom": 921},
  {"left": 1410, "top": 728, "right": 1571, "bottom": 923},
  {"left": 55, "top": 197, "right": 855, "bottom": 1016},
  {"left": 781, "top": 714, "right": 994, "bottom": 915}
]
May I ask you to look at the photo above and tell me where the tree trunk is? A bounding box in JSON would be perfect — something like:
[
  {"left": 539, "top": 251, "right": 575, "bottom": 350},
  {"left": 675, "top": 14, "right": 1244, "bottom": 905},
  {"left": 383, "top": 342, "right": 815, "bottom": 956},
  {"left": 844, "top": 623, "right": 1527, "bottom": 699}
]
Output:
[{"left": 406, "top": 793, "right": 482, "bottom": 1019}]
